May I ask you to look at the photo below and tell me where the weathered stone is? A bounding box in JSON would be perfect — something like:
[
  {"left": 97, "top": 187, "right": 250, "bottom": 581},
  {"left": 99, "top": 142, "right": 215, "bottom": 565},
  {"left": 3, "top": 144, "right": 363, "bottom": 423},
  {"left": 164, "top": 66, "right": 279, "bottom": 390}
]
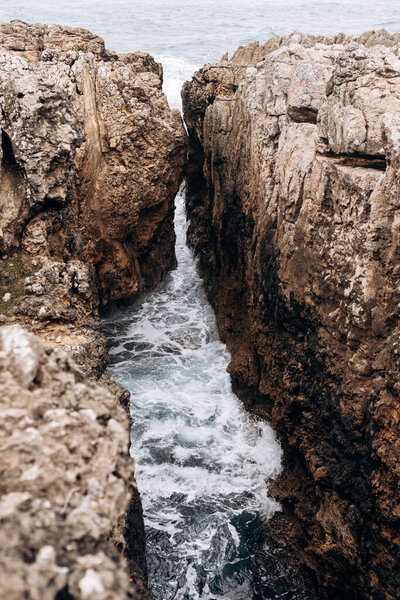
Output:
[
  {"left": 0, "top": 19, "right": 186, "bottom": 304},
  {"left": 183, "top": 30, "right": 400, "bottom": 600},
  {"left": 319, "top": 43, "right": 400, "bottom": 155},
  {"left": 0, "top": 19, "right": 185, "bottom": 600},
  {"left": 0, "top": 325, "right": 148, "bottom": 600}
]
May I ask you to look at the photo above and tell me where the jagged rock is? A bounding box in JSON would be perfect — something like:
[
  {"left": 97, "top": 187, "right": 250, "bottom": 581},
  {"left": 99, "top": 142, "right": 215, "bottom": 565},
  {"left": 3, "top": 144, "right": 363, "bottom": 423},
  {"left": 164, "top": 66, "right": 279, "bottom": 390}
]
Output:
[
  {"left": 0, "top": 19, "right": 186, "bottom": 600},
  {"left": 0, "top": 21, "right": 108, "bottom": 61},
  {"left": 183, "top": 30, "right": 400, "bottom": 600},
  {"left": 0, "top": 19, "right": 186, "bottom": 375},
  {"left": 0, "top": 19, "right": 186, "bottom": 304},
  {"left": 319, "top": 43, "right": 400, "bottom": 155},
  {"left": 14, "top": 260, "right": 94, "bottom": 322},
  {"left": 0, "top": 325, "right": 149, "bottom": 600}
]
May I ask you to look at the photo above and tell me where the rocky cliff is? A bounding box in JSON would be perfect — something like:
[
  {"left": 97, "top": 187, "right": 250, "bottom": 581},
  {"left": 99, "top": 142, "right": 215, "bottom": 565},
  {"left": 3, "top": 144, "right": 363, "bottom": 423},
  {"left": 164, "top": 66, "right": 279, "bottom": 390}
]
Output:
[
  {"left": 0, "top": 324, "right": 146, "bottom": 600},
  {"left": 183, "top": 30, "right": 400, "bottom": 600},
  {"left": 0, "top": 20, "right": 186, "bottom": 305},
  {"left": 0, "top": 20, "right": 186, "bottom": 600},
  {"left": 0, "top": 20, "right": 186, "bottom": 372}
]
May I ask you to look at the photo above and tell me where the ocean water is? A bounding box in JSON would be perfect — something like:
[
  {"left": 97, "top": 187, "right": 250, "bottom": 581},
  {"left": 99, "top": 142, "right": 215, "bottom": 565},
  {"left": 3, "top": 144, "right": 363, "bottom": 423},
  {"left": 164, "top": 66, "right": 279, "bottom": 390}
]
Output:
[
  {"left": 3, "top": 1, "right": 399, "bottom": 598},
  {"left": 0, "top": 0, "right": 399, "bottom": 108},
  {"left": 103, "top": 194, "right": 297, "bottom": 599}
]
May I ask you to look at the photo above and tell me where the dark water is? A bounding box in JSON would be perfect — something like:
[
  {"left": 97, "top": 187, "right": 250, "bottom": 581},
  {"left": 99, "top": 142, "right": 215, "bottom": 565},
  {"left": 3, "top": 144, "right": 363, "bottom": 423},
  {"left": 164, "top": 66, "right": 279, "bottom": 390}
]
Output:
[{"left": 103, "top": 193, "right": 306, "bottom": 599}]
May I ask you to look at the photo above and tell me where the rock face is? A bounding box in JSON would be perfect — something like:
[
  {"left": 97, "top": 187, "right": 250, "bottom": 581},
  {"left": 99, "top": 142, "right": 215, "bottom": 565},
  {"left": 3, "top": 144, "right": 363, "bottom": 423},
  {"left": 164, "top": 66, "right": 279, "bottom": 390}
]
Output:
[
  {"left": 0, "top": 20, "right": 185, "bottom": 378},
  {"left": 183, "top": 31, "right": 400, "bottom": 600},
  {"left": 0, "top": 325, "right": 148, "bottom": 600},
  {"left": 0, "top": 19, "right": 186, "bottom": 306},
  {"left": 0, "top": 20, "right": 186, "bottom": 600}
]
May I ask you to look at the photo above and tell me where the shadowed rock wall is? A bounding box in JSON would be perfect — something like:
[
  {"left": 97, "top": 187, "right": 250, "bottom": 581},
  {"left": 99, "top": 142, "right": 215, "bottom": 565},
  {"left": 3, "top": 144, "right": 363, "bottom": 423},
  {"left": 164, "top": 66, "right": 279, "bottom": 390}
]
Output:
[{"left": 183, "top": 30, "right": 400, "bottom": 600}]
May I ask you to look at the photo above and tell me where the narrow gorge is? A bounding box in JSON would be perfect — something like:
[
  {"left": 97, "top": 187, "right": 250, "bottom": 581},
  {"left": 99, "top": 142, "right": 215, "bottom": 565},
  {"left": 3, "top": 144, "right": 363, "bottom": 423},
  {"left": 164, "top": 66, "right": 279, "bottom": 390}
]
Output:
[
  {"left": 1, "top": 16, "right": 400, "bottom": 600},
  {"left": 102, "top": 191, "right": 315, "bottom": 600}
]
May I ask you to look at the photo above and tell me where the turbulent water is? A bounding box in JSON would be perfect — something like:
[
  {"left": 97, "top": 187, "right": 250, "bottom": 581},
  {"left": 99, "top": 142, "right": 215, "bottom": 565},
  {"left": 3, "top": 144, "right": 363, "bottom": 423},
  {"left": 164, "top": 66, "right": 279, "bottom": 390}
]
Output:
[
  {"left": 3, "top": 1, "right": 400, "bottom": 597},
  {"left": 102, "top": 193, "right": 290, "bottom": 599}
]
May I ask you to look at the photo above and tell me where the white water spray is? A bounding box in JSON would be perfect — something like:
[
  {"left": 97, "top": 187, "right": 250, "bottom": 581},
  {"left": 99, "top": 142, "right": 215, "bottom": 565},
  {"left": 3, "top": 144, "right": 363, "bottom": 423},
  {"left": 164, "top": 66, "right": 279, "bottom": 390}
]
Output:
[{"left": 103, "top": 192, "right": 284, "bottom": 599}]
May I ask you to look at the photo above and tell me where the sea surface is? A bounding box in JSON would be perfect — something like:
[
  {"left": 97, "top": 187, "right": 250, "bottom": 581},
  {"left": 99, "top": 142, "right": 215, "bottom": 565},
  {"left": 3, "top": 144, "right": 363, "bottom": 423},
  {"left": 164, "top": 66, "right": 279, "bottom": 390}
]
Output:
[
  {"left": 0, "top": 0, "right": 400, "bottom": 108},
  {"left": 3, "top": 1, "right": 399, "bottom": 598}
]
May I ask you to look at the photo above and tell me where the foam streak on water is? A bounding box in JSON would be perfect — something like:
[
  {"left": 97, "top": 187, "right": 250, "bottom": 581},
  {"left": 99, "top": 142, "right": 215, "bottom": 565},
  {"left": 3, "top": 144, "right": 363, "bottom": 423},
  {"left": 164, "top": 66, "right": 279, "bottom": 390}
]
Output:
[{"left": 102, "top": 192, "right": 283, "bottom": 599}]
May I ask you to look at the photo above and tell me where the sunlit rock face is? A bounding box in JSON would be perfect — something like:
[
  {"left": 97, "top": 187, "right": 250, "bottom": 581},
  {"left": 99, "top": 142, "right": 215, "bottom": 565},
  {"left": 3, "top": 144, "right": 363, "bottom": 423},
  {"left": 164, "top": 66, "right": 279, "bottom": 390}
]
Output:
[{"left": 183, "top": 31, "right": 400, "bottom": 600}]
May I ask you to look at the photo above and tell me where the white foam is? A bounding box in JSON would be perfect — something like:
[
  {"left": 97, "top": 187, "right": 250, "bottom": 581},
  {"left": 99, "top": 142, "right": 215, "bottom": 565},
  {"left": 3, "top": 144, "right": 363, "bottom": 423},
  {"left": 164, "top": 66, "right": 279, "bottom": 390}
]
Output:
[
  {"left": 156, "top": 54, "right": 199, "bottom": 110},
  {"left": 103, "top": 191, "right": 282, "bottom": 598}
]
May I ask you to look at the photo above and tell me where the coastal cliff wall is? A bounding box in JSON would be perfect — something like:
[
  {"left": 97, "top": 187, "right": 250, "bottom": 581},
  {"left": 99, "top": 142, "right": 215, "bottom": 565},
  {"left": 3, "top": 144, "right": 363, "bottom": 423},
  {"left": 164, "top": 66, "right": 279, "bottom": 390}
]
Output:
[
  {"left": 0, "top": 20, "right": 186, "bottom": 600},
  {"left": 0, "top": 324, "right": 147, "bottom": 600},
  {"left": 183, "top": 31, "right": 400, "bottom": 600}
]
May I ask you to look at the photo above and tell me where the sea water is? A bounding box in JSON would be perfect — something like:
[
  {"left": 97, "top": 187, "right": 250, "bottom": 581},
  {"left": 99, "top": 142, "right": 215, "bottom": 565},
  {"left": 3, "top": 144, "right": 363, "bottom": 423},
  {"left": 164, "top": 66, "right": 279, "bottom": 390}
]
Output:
[
  {"left": 102, "top": 194, "right": 292, "bottom": 599},
  {"left": 0, "top": 0, "right": 399, "bottom": 108},
  {"left": 2, "top": 1, "right": 399, "bottom": 597}
]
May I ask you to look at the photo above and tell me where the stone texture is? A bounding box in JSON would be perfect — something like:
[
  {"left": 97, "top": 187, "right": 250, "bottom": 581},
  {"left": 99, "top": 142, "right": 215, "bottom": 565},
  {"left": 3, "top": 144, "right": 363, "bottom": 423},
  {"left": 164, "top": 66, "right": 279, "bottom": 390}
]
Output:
[
  {"left": 0, "top": 325, "right": 149, "bottom": 600},
  {"left": 0, "top": 19, "right": 186, "bottom": 376},
  {"left": 183, "top": 30, "right": 400, "bottom": 600},
  {"left": 0, "top": 19, "right": 186, "bottom": 305},
  {"left": 0, "top": 19, "right": 186, "bottom": 600}
]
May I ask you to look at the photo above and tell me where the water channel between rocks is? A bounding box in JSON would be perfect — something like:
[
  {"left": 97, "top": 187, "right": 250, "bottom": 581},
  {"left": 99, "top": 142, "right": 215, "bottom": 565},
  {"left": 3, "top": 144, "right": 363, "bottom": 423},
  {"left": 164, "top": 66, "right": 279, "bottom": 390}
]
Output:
[{"left": 102, "top": 190, "right": 310, "bottom": 600}]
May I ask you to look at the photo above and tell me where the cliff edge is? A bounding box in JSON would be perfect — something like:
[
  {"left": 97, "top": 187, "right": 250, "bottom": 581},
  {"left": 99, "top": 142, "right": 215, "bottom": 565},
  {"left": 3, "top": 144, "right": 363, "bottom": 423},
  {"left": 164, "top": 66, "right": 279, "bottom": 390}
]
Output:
[
  {"left": 0, "top": 20, "right": 186, "bottom": 600},
  {"left": 0, "top": 324, "right": 146, "bottom": 600},
  {"left": 183, "top": 30, "right": 400, "bottom": 600}
]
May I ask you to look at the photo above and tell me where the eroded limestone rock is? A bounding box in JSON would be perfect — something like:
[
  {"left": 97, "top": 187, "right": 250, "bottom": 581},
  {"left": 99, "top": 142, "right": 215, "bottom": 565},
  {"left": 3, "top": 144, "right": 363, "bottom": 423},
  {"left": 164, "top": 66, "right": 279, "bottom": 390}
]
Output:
[
  {"left": 183, "top": 30, "right": 400, "bottom": 600},
  {"left": 0, "top": 19, "right": 186, "bottom": 305},
  {"left": 0, "top": 325, "right": 148, "bottom": 600},
  {"left": 0, "top": 19, "right": 186, "bottom": 373}
]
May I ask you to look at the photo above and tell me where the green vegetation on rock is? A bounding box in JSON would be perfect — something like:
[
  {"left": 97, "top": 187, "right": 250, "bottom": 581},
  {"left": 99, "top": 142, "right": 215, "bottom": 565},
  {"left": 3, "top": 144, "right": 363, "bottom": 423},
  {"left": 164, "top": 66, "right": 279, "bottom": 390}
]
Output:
[{"left": 0, "top": 252, "right": 38, "bottom": 313}]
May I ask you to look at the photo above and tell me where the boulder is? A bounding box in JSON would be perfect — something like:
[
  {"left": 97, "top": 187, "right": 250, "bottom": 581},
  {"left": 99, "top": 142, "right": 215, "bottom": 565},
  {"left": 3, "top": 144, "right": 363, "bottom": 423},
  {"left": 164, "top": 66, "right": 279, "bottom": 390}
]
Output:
[{"left": 0, "top": 325, "right": 149, "bottom": 600}]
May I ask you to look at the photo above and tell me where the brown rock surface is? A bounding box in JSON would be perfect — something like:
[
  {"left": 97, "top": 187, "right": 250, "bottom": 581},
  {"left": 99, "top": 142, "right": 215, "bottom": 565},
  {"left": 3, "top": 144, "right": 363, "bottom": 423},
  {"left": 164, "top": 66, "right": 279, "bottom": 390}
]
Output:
[
  {"left": 0, "top": 19, "right": 186, "bottom": 600},
  {"left": 0, "top": 19, "right": 185, "bottom": 374},
  {"left": 0, "top": 325, "right": 149, "bottom": 600},
  {"left": 0, "top": 19, "right": 186, "bottom": 305},
  {"left": 183, "top": 30, "right": 400, "bottom": 600}
]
